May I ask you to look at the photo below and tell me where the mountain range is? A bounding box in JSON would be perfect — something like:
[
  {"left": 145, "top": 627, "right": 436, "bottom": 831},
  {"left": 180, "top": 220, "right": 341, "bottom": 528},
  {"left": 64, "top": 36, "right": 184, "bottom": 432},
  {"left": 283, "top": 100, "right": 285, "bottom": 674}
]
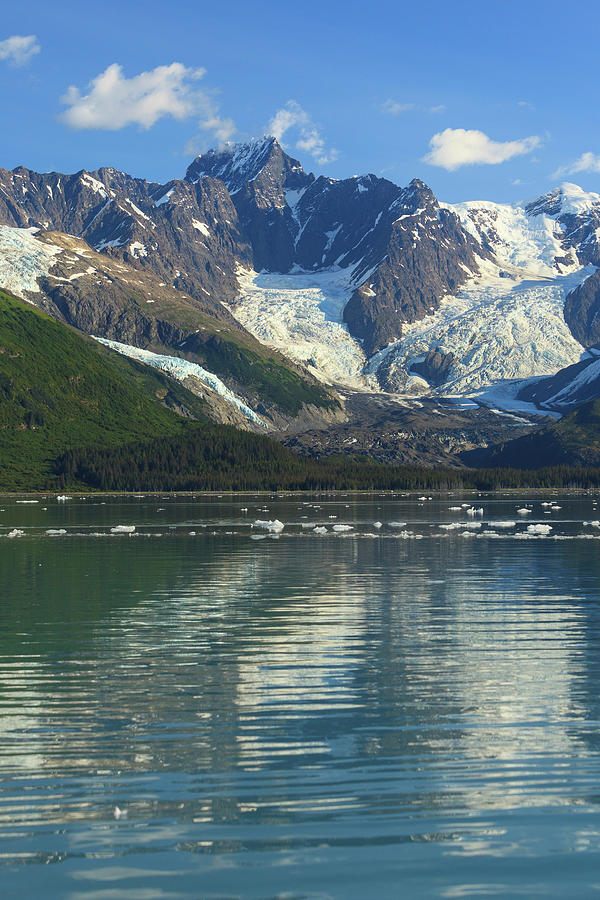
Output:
[{"left": 1, "top": 135, "right": 600, "bottom": 480}]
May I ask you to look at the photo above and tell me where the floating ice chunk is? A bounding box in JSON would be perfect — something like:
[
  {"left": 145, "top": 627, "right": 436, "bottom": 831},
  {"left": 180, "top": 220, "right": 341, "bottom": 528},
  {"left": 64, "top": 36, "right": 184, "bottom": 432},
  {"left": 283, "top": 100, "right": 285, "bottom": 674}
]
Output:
[
  {"left": 110, "top": 525, "right": 136, "bottom": 534},
  {"left": 551, "top": 505, "right": 562, "bottom": 510},
  {"left": 56, "top": 495, "right": 71, "bottom": 501},
  {"left": 448, "top": 507, "right": 462, "bottom": 511},
  {"left": 313, "top": 526, "right": 328, "bottom": 534},
  {"left": 16, "top": 500, "right": 38, "bottom": 504},
  {"left": 7, "top": 529, "right": 24, "bottom": 538},
  {"left": 332, "top": 524, "right": 353, "bottom": 532},
  {"left": 440, "top": 523, "right": 461, "bottom": 530},
  {"left": 541, "top": 502, "right": 552, "bottom": 507},
  {"left": 45, "top": 528, "right": 67, "bottom": 535},
  {"left": 464, "top": 522, "right": 483, "bottom": 529},
  {"left": 527, "top": 523, "right": 553, "bottom": 535},
  {"left": 253, "top": 519, "right": 284, "bottom": 533},
  {"left": 488, "top": 521, "right": 516, "bottom": 528},
  {"left": 389, "top": 521, "right": 407, "bottom": 528},
  {"left": 373, "top": 521, "right": 383, "bottom": 529},
  {"left": 517, "top": 508, "right": 531, "bottom": 515},
  {"left": 584, "top": 520, "right": 600, "bottom": 527}
]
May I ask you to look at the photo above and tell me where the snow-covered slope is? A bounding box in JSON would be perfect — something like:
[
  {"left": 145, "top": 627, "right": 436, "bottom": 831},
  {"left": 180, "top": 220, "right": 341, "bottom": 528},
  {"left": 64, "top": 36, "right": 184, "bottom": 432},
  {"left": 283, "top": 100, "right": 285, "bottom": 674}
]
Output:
[
  {"left": 94, "top": 338, "right": 268, "bottom": 427},
  {"left": 363, "top": 187, "right": 600, "bottom": 395},
  {"left": 0, "top": 225, "right": 62, "bottom": 298}
]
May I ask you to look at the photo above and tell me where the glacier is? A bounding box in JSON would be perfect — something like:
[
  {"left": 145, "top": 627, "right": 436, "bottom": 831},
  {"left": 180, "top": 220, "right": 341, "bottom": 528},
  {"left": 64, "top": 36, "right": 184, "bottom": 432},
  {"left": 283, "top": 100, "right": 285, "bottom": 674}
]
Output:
[{"left": 232, "top": 267, "right": 379, "bottom": 391}]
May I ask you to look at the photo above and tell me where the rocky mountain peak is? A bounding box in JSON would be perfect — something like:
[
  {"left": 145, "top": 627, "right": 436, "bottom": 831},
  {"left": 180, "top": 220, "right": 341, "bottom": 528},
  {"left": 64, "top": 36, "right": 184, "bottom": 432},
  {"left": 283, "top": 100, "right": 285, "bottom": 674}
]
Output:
[{"left": 185, "top": 136, "right": 313, "bottom": 196}]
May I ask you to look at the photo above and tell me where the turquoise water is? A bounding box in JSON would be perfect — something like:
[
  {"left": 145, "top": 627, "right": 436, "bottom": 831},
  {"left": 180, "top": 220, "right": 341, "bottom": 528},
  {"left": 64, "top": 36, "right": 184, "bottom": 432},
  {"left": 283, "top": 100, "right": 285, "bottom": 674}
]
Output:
[{"left": 2, "top": 493, "right": 600, "bottom": 899}]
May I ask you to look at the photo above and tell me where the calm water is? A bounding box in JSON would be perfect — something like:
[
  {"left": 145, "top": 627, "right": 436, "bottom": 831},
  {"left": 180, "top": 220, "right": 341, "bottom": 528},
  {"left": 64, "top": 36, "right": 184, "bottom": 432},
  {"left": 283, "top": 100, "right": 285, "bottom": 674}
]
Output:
[{"left": 2, "top": 492, "right": 600, "bottom": 899}]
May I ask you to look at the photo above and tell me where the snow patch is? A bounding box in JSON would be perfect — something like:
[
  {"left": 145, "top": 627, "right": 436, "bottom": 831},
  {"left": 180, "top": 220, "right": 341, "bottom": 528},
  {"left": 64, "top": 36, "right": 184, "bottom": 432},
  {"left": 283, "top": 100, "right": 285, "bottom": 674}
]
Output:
[
  {"left": 93, "top": 337, "right": 267, "bottom": 427},
  {"left": 0, "top": 226, "right": 62, "bottom": 299}
]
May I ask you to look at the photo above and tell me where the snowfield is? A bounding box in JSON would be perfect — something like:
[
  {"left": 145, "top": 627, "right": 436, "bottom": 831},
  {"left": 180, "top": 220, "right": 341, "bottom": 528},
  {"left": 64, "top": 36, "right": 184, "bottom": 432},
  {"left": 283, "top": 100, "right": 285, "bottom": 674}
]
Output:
[
  {"left": 232, "top": 268, "right": 379, "bottom": 390},
  {"left": 93, "top": 338, "right": 267, "bottom": 427},
  {"left": 0, "top": 225, "right": 62, "bottom": 299}
]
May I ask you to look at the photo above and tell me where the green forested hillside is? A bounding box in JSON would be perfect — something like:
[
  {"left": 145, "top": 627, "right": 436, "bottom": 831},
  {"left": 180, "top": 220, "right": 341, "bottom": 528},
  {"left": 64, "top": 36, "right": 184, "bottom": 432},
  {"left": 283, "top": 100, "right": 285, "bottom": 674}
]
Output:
[
  {"left": 0, "top": 290, "right": 208, "bottom": 489},
  {"left": 474, "top": 400, "right": 600, "bottom": 469}
]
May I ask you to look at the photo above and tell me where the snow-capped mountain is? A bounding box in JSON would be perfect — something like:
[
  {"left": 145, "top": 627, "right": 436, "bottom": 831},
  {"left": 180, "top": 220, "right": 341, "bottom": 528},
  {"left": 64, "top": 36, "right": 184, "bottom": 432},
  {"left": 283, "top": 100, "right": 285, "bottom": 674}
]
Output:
[{"left": 0, "top": 138, "right": 599, "bottom": 411}]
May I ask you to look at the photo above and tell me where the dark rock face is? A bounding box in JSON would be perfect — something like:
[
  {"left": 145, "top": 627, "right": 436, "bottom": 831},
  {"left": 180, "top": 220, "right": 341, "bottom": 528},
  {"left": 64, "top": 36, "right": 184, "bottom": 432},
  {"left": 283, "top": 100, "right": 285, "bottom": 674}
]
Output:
[
  {"left": 343, "top": 181, "right": 488, "bottom": 353},
  {"left": 186, "top": 143, "right": 489, "bottom": 353},
  {"left": 564, "top": 269, "right": 600, "bottom": 347},
  {"left": 411, "top": 348, "right": 455, "bottom": 387},
  {"left": 186, "top": 137, "right": 314, "bottom": 272},
  {"left": 0, "top": 165, "right": 252, "bottom": 321}
]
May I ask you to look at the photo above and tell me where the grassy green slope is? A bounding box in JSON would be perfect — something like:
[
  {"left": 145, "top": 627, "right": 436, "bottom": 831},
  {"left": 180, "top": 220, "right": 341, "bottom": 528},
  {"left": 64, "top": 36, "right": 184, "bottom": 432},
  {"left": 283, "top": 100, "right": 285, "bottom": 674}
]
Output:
[{"left": 0, "top": 290, "right": 210, "bottom": 489}]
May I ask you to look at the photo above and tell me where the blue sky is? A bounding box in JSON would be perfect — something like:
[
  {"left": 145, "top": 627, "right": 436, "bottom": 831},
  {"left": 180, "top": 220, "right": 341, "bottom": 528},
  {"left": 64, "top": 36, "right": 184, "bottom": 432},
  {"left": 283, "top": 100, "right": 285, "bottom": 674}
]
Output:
[{"left": 1, "top": 0, "right": 599, "bottom": 202}]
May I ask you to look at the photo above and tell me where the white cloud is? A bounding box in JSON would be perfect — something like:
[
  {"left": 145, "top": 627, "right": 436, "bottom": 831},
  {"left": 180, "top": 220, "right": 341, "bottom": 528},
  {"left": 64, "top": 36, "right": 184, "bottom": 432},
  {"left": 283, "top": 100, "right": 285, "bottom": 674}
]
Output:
[
  {"left": 381, "top": 99, "right": 415, "bottom": 115},
  {"left": 0, "top": 35, "right": 40, "bottom": 66},
  {"left": 60, "top": 62, "right": 209, "bottom": 130},
  {"left": 423, "top": 128, "right": 541, "bottom": 170},
  {"left": 382, "top": 100, "right": 445, "bottom": 115},
  {"left": 553, "top": 152, "right": 600, "bottom": 178},
  {"left": 268, "top": 100, "right": 338, "bottom": 165}
]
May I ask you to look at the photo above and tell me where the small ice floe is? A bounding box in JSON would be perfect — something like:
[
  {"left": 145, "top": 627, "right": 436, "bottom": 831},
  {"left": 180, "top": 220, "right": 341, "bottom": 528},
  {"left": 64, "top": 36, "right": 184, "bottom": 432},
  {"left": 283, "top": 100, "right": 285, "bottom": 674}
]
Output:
[
  {"left": 551, "top": 505, "right": 562, "bottom": 510},
  {"left": 114, "top": 806, "right": 128, "bottom": 820},
  {"left": 45, "top": 529, "right": 67, "bottom": 535},
  {"left": 332, "top": 524, "right": 353, "bottom": 532},
  {"left": 7, "top": 529, "right": 24, "bottom": 538},
  {"left": 240, "top": 508, "right": 248, "bottom": 512},
  {"left": 313, "top": 526, "right": 328, "bottom": 534},
  {"left": 448, "top": 506, "right": 462, "bottom": 511},
  {"left": 488, "top": 521, "right": 516, "bottom": 528},
  {"left": 517, "top": 508, "right": 532, "bottom": 515},
  {"left": 56, "top": 495, "right": 71, "bottom": 502},
  {"left": 584, "top": 521, "right": 600, "bottom": 527},
  {"left": 328, "top": 515, "right": 337, "bottom": 519},
  {"left": 389, "top": 522, "right": 407, "bottom": 528},
  {"left": 16, "top": 500, "right": 38, "bottom": 504},
  {"left": 110, "top": 525, "right": 136, "bottom": 534},
  {"left": 253, "top": 519, "right": 284, "bottom": 533},
  {"left": 440, "top": 523, "right": 461, "bottom": 530},
  {"left": 373, "top": 521, "right": 383, "bottom": 529},
  {"left": 527, "top": 523, "right": 553, "bottom": 535},
  {"left": 461, "top": 530, "right": 476, "bottom": 538},
  {"left": 188, "top": 531, "right": 196, "bottom": 536},
  {"left": 541, "top": 502, "right": 552, "bottom": 507}
]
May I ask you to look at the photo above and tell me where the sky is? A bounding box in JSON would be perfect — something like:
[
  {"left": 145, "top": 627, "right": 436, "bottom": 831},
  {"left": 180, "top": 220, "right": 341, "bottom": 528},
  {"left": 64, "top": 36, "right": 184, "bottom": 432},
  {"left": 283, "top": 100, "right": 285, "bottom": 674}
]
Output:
[{"left": 1, "top": 0, "right": 599, "bottom": 203}]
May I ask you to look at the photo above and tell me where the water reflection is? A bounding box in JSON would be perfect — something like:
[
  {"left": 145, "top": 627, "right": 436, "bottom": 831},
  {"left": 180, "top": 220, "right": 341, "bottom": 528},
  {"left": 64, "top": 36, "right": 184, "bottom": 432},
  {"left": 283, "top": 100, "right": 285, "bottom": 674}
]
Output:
[{"left": 1, "top": 498, "right": 600, "bottom": 897}]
